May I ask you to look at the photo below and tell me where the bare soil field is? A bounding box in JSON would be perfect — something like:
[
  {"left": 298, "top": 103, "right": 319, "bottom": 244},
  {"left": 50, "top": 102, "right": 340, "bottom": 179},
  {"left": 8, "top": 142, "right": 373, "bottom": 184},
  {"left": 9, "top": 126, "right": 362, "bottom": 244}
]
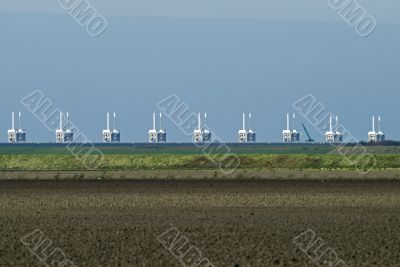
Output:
[
  {"left": 2, "top": 169, "right": 400, "bottom": 181},
  {"left": 1, "top": 180, "right": 400, "bottom": 266}
]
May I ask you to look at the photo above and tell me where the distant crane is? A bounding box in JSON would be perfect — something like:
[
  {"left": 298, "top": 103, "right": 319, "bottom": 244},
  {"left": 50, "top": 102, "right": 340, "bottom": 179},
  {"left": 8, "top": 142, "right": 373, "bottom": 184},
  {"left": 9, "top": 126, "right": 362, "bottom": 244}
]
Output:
[{"left": 301, "top": 123, "right": 314, "bottom": 143}]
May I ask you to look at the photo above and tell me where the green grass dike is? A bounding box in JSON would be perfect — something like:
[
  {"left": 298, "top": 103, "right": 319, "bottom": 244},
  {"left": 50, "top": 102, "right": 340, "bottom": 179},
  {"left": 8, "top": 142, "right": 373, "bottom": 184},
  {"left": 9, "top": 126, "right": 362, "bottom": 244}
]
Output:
[{"left": 0, "top": 154, "right": 399, "bottom": 171}]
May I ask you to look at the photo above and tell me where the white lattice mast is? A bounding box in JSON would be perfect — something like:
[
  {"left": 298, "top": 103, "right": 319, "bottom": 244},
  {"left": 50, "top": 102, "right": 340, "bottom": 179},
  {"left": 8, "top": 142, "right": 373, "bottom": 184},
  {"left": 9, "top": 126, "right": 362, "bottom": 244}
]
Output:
[
  {"left": 110, "top": 112, "right": 120, "bottom": 143},
  {"left": 238, "top": 113, "right": 248, "bottom": 142},
  {"left": 14, "top": 111, "right": 26, "bottom": 142},
  {"left": 201, "top": 112, "right": 211, "bottom": 142},
  {"left": 325, "top": 114, "right": 335, "bottom": 143},
  {"left": 248, "top": 113, "right": 252, "bottom": 130},
  {"left": 247, "top": 112, "right": 256, "bottom": 142},
  {"left": 18, "top": 112, "right": 22, "bottom": 130},
  {"left": 102, "top": 112, "right": 112, "bottom": 143},
  {"left": 242, "top": 113, "right": 246, "bottom": 131},
  {"left": 377, "top": 116, "right": 385, "bottom": 142},
  {"left": 372, "top": 116, "right": 375, "bottom": 132},
  {"left": 66, "top": 112, "right": 69, "bottom": 130},
  {"left": 282, "top": 113, "right": 292, "bottom": 142},
  {"left": 291, "top": 113, "right": 299, "bottom": 142},
  {"left": 148, "top": 112, "right": 158, "bottom": 143},
  {"left": 108, "top": 112, "right": 111, "bottom": 131},
  {"left": 193, "top": 112, "right": 203, "bottom": 143},
  {"left": 378, "top": 116, "right": 381, "bottom": 132},
  {"left": 63, "top": 112, "right": 74, "bottom": 142},
  {"left": 11, "top": 112, "right": 15, "bottom": 130},
  {"left": 157, "top": 112, "right": 166, "bottom": 142},
  {"left": 153, "top": 112, "right": 156, "bottom": 131},
  {"left": 336, "top": 116, "right": 339, "bottom": 132},
  {"left": 368, "top": 115, "right": 377, "bottom": 143},
  {"left": 286, "top": 113, "right": 290, "bottom": 131},
  {"left": 8, "top": 112, "right": 17, "bottom": 143},
  {"left": 56, "top": 111, "right": 64, "bottom": 143},
  {"left": 60, "top": 111, "right": 64, "bottom": 130},
  {"left": 292, "top": 113, "right": 296, "bottom": 131},
  {"left": 199, "top": 113, "right": 202, "bottom": 130}
]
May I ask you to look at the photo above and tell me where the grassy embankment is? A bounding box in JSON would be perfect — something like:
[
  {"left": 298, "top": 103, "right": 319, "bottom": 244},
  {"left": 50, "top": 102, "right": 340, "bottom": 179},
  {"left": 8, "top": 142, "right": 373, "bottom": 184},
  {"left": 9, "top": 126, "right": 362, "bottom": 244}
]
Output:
[
  {"left": 0, "top": 154, "right": 399, "bottom": 171},
  {"left": 1, "top": 145, "right": 400, "bottom": 180}
]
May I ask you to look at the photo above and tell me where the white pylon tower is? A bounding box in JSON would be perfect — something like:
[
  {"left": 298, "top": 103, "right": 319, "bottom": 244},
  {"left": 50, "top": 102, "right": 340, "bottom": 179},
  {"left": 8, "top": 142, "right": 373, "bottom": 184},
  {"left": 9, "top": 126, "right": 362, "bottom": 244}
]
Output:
[
  {"left": 325, "top": 115, "right": 334, "bottom": 143},
  {"left": 157, "top": 112, "right": 167, "bottom": 142},
  {"left": 18, "top": 112, "right": 21, "bottom": 131},
  {"left": 16, "top": 112, "right": 26, "bottom": 142},
  {"left": 102, "top": 112, "right": 112, "bottom": 142},
  {"left": 238, "top": 113, "right": 248, "bottom": 142},
  {"left": 149, "top": 112, "right": 158, "bottom": 142},
  {"left": 334, "top": 116, "right": 343, "bottom": 143},
  {"left": 291, "top": 113, "right": 300, "bottom": 142},
  {"left": 368, "top": 116, "right": 378, "bottom": 142},
  {"left": 247, "top": 113, "right": 256, "bottom": 142},
  {"left": 7, "top": 112, "right": 17, "bottom": 143},
  {"left": 159, "top": 113, "right": 162, "bottom": 130},
  {"left": 111, "top": 112, "right": 120, "bottom": 143},
  {"left": 194, "top": 112, "right": 203, "bottom": 143},
  {"left": 64, "top": 112, "right": 73, "bottom": 142},
  {"left": 282, "top": 113, "right": 291, "bottom": 142},
  {"left": 377, "top": 116, "right": 385, "bottom": 142},
  {"left": 56, "top": 111, "right": 65, "bottom": 143},
  {"left": 202, "top": 113, "right": 211, "bottom": 142}
]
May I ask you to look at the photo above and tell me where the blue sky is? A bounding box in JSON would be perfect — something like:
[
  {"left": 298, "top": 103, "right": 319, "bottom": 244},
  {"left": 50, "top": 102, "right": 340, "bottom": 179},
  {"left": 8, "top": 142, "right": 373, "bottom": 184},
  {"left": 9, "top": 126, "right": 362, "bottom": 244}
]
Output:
[
  {"left": 0, "top": 1, "right": 399, "bottom": 142},
  {"left": 2, "top": 0, "right": 400, "bottom": 23}
]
